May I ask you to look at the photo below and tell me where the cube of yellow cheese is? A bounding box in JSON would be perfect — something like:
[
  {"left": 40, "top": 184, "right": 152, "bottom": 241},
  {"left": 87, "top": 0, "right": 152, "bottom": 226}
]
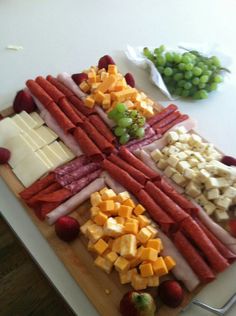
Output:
[
  {"left": 164, "top": 256, "right": 176, "bottom": 271},
  {"left": 100, "top": 71, "right": 109, "bottom": 81},
  {"left": 104, "top": 218, "right": 123, "bottom": 237},
  {"left": 84, "top": 96, "right": 95, "bottom": 108},
  {"left": 90, "top": 206, "right": 100, "bottom": 218},
  {"left": 99, "top": 200, "right": 115, "bottom": 212},
  {"left": 90, "top": 192, "right": 102, "bottom": 206},
  {"left": 114, "top": 80, "right": 125, "bottom": 91},
  {"left": 114, "top": 256, "right": 130, "bottom": 272},
  {"left": 80, "top": 219, "right": 94, "bottom": 235},
  {"left": 140, "top": 247, "right": 158, "bottom": 262},
  {"left": 105, "top": 251, "right": 118, "bottom": 264},
  {"left": 117, "top": 191, "right": 130, "bottom": 202},
  {"left": 101, "top": 189, "right": 116, "bottom": 201},
  {"left": 115, "top": 216, "right": 125, "bottom": 225},
  {"left": 120, "top": 234, "right": 137, "bottom": 259},
  {"left": 99, "top": 187, "right": 109, "bottom": 195},
  {"left": 96, "top": 75, "right": 116, "bottom": 93},
  {"left": 108, "top": 64, "right": 118, "bottom": 75},
  {"left": 93, "top": 239, "right": 108, "bottom": 255},
  {"left": 137, "top": 227, "right": 152, "bottom": 244},
  {"left": 130, "top": 246, "right": 144, "bottom": 268},
  {"left": 87, "top": 71, "right": 96, "bottom": 84},
  {"left": 137, "top": 215, "right": 151, "bottom": 228},
  {"left": 79, "top": 81, "right": 90, "bottom": 93},
  {"left": 94, "top": 256, "right": 113, "bottom": 274},
  {"left": 123, "top": 198, "right": 136, "bottom": 209},
  {"left": 102, "top": 94, "right": 111, "bottom": 109},
  {"left": 87, "top": 240, "right": 94, "bottom": 251},
  {"left": 94, "top": 91, "right": 105, "bottom": 104},
  {"left": 118, "top": 205, "right": 133, "bottom": 218},
  {"left": 94, "top": 211, "right": 108, "bottom": 226},
  {"left": 146, "top": 239, "right": 162, "bottom": 252},
  {"left": 124, "top": 222, "right": 139, "bottom": 235},
  {"left": 111, "top": 88, "right": 137, "bottom": 103},
  {"left": 134, "top": 204, "right": 145, "bottom": 216},
  {"left": 119, "top": 268, "right": 138, "bottom": 284},
  {"left": 146, "top": 225, "right": 158, "bottom": 238},
  {"left": 109, "top": 202, "right": 120, "bottom": 216},
  {"left": 140, "top": 263, "right": 154, "bottom": 277},
  {"left": 87, "top": 224, "right": 103, "bottom": 243},
  {"left": 147, "top": 276, "right": 159, "bottom": 287},
  {"left": 131, "top": 274, "right": 147, "bottom": 290},
  {"left": 112, "top": 237, "right": 121, "bottom": 253},
  {"left": 152, "top": 257, "right": 168, "bottom": 276}
]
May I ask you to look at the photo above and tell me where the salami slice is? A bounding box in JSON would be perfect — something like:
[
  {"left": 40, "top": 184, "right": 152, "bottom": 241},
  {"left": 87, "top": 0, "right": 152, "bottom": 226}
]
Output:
[
  {"left": 145, "top": 181, "right": 189, "bottom": 222},
  {"left": 55, "top": 162, "right": 101, "bottom": 186},
  {"left": 58, "top": 98, "right": 83, "bottom": 125},
  {"left": 69, "top": 95, "right": 95, "bottom": 116},
  {"left": 102, "top": 159, "right": 143, "bottom": 195},
  {"left": 137, "top": 189, "right": 176, "bottom": 233},
  {"left": 46, "top": 75, "right": 74, "bottom": 97},
  {"left": 125, "top": 127, "right": 155, "bottom": 148},
  {"left": 153, "top": 111, "right": 181, "bottom": 130},
  {"left": 172, "top": 231, "right": 215, "bottom": 283},
  {"left": 156, "top": 114, "right": 189, "bottom": 134},
  {"left": 82, "top": 120, "right": 114, "bottom": 154},
  {"left": 119, "top": 147, "right": 159, "bottom": 179},
  {"left": 73, "top": 127, "right": 104, "bottom": 160},
  {"left": 65, "top": 169, "right": 102, "bottom": 194},
  {"left": 181, "top": 217, "right": 229, "bottom": 273},
  {"left": 89, "top": 114, "right": 116, "bottom": 144},
  {"left": 36, "top": 76, "right": 65, "bottom": 103},
  {"left": 108, "top": 153, "right": 148, "bottom": 185},
  {"left": 26, "top": 80, "right": 53, "bottom": 107},
  {"left": 148, "top": 104, "right": 178, "bottom": 126},
  {"left": 54, "top": 155, "right": 89, "bottom": 176},
  {"left": 20, "top": 173, "right": 55, "bottom": 200}
]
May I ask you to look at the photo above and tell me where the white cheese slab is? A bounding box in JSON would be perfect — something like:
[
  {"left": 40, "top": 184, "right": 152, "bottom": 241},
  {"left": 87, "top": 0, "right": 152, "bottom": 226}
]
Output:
[
  {"left": 58, "top": 141, "right": 76, "bottom": 160},
  {"left": 12, "top": 114, "right": 31, "bottom": 131},
  {"left": 22, "top": 132, "right": 41, "bottom": 151},
  {"left": 36, "top": 149, "right": 54, "bottom": 169},
  {"left": 0, "top": 117, "right": 22, "bottom": 147},
  {"left": 35, "top": 125, "right": 58, "bottom": 145},
  {"left": 25, "top": 129, "right": 47, "bottom": 148},
  {"left": 19, "top": 111, "right": 38, "bottom": 129},
  {"left": 41, "top": 145, "right": 65, "bottom": 168},
  {"left": 12, "top": 151, "right": 50, "bottom": 187},
  {"left": 30, "top": 112, "right": 44, "bottom": 128},
  {"left": 48, "top": 141, "right": 70, "bottom": 162}
]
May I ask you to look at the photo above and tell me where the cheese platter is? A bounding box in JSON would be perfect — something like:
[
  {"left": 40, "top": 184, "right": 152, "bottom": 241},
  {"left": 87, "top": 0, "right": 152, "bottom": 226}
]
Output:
[{"left": 0, "top": 54, "right": 236, "bottom": 316}]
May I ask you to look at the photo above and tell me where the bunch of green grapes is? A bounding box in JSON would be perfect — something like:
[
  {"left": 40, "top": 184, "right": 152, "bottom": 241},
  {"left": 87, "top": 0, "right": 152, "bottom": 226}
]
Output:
[
  {"left": 108, "top": 103, "right": 146, "bottom": 144},
  {"left": 143, "top": 45, "right": 229, "bottom": 100}
]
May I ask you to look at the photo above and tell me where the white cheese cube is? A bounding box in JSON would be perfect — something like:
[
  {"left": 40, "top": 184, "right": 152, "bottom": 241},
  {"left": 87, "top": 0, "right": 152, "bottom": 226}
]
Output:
[
  {"left": 176, "top": 161, "right": 190, "bottom": 173},
  {"left": 217, "top": 178, "right": 231, "bottom": 188},
  {"left": 151, "top": 149, "right": 163, "bottom": 162},
  {"left": 189, "top": 134, "right": 202, "bottom": 146},
  {"left": 167, "top": 131, "right": 179, "bottom": 144},
  {"left": 206, "top": 177, "right": 221, "bottom": 190},
  {"left": 157, "top": 159, "right": 168, "bottom": 170},
  {"left": 183, "top": 168, "right": 196, "bottom": 180},
  {"left": 104, "top": 218, "right": 124, "bottom": 237},
  {"left": 223, "top": 186, "right": 236, "bottom": 199},
  {"left": 185, "top": 182, "right": 201, "bottom": 198},
  {"left": 176, "top": 152, "right": 188, "bottom": 160},
  {"left": 167, "top": 156, "right": 179, "bottom": 168},
  {"left": 207, "top": 188, "right": 220, "bottom": 200},
  {"left": 215, "top": 209, "right": 229, "bottom": 221},
  {"left": 87, "top": 224, "right": 104, "bottom": 243},
  {"left": 188, "top": 158, "right": 199, "bottom": 167},
  {"left": 162, "top": 147, "right": 169, "bottom": 156},
  {"left": 120, "top": 234, "right": 137, "bottom": 259},
  {"left": 175, "top": 142, "right": 185, "bottom": 149},
  {"left": 168, "top": 145, "right": 179, "bottom": 155},
  {"left": 195, "top": 194, "right": 208, "bottom": 206},
  {"left": 197, "top": 169, "right": 211, "bottom": 183},
  {"left": 179, "top": 134, "right": 190, "bottom": 143},
  {"left": 164, "top": 166, "right": 176, "bottom": 177},
  {"left": 196, "top": 143, "right": 207, "bottom": 153},
  {"left": 193, "top": 152, "right": 205, "bottom": 162},
  {"left": 176, "top": 126, "right": 187, "bottom": 134},
  {"left": 214, "top": 197, "right": 231, "bottom": 210},
  {"left": 204, "top": 202, "right": 216, "bottom": 215},
  {"left": 197, "top": 162, "right": 207, "bottom": 170},
  {"left": 172, "top": 172, "right": 187, "bottom": 186}
]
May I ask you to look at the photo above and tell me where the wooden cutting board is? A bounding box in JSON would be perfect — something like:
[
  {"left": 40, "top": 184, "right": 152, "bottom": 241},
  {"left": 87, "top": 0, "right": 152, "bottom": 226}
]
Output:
[{"left": 0, "top": 106, "right": 204, "bottom": 316}]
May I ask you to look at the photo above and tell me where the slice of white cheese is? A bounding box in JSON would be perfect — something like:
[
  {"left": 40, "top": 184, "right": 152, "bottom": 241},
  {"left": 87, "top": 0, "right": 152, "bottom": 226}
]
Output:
[
  {"left": 12, "top": 114, "right": 31, "bottom": 131},
  {"left": 23, "top": 131, "right": 41, "bottom": 151},
  {"left": 0, "top": 117, "right": 22, "bottom": 147},
  {"left": 35, "top": 125, "right": 58, "bottom": 145},
  {"left": 25, "top": 129, "right": 47, "bottom": 148},
  {"left": 48, "top": 141, "right": 70, "bottom": 161},
  {"left": 41, "top": 145, "right": 64, "bottom": 168},
  {"left": 19, "top": 111, "right": 38, "bottom": 129},
  {"left": 30, "top": 112, "right": 44, "bottom": 128},
  {"left": 12, "top": 151, "right": 50, "bottom": 187},
  {"left": 58, "top": 141, "right": 76, "bottom": 160},
  {"left": 36, "top": 149, "right": 54, "bottom": 169}
]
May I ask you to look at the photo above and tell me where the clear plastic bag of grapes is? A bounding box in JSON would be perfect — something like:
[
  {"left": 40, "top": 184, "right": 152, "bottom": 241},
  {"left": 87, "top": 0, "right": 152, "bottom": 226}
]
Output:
[{"left": 125, "top": 44, "right": 232, "bottom": 100}]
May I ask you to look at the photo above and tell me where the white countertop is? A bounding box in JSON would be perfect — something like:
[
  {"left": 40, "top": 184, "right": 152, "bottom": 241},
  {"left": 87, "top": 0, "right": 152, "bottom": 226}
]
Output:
[{"left": 1, "top": 0, "right": 236, "bottom": 315}]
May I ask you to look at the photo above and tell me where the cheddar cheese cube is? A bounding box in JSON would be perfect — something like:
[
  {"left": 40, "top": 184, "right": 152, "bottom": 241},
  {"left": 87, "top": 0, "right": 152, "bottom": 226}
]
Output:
[
  {"left": 117, "top": 191, "right": 130, "bottom": 202},
  {"left": 119, "top": 268, "right": 138, "bottom": 284},
  {"left": 140, "top": 247, "right": 158, "bottom": 262},
  {"left": 96, "top": 75, "right": 116, "bottom": 93},
  {"left": 107, "top": 238, "right": 114, "bottom": 249},
  {"left": 147, "top": 276, "right": 159, "bottom": 287},
  {"left": 124, "top": 222, "right": 139, "bottom": 235},
  {"left": 84, "top": 96, "right": 95, "bottom": 108},
  {"left": 140, "top": 263, "right": 154, "bottom": 277},
  {"left": 123, "top": 198, "right": 136, "bottom": 209},
  {"left": 152, "top": 257, "right": 168, "bottom": 276},
  {"left": 112, "top": 237, "right": 121, "bottom": 253},
  {"left": 101, "top": 189, "right": 116, "bottom": 201},
  {"left": 131, "top": 274, "right": 147, "bottom": 290},
  {"left": 108, "top": 64, "right": 118, "bottom": 75},
  {"left": 115, "top": 216, "right": 126, "bottom": 225},
  {"left": 90, "top": 206, "right": 100, "bottom": 218},
  {"left": 94, "top": 256, "right": 113, "bottom": 274},
  {"left": 106, "top": 251, "right": 119, "bottom": 264},
  {"left": 137, "top": 215, "right": 151, "bottom": 228},
  {"left": 93, "top": 239, "right": 109, "bottom": 255},
  {"left": 130, "top": 246, "right": 144, "bottom": 268},
  {"left": 94, "top": 211, "right": 108, "bottom": 226},
  {"left": 90, "top": 192, "right": 102, "bottom": 206},
  {"left": 120, "top": 234, "right": 137, "bottom": 259},
  {"left": 102, "top": 94, "right": 111, "bottom": 109},
  {"left": 87, "top": 224, "right": 104, "bottom": 243},
  {"left": 79, "top": 81, "right": 90, "bottom": 93},
  {"left": 164, "top": 256, "right": 176, "bottom": 271},
  {"left": 80, "top": 219, "right": 94, "bottom": 235},
  {"left": 137, "top": 228, "right": 152, "bottom": 244},
  {"left": 118, "top": 205, "right": 133, "bottom": 218},
  {"left": 87, "top": 240, "right": 94, "bottom": 251},
  {"left": 146, "top": 239, "right": 162, "bottom": 252},
  {"left": 114, "top": 256, "right": 130, "bottom": 272},
  {"left": 146, "top": 225, "right": 158, "bottom": 238},
  {"left": 111, "top": 88, "right": 138, "bottom": 103},
  {"left": 100, "top": 71, "right": 109, "bottom": 81},
  {"left": 87, "top": 71, "right": 96, "bottom": 84},
  {"left": 94, "top": 91, "right": 105, "bottom": 104},
  {"left": 133, "top": 204, "right": 145, "bottom": 216},
  {"left": 99, "top": 200, "right": 115, "bottom": 212},
  {"left": 104, "top": 218, "right": 123, "bottom": 237},
  {"left": 99, "top": 187, "right": 109, "bottom": 195}
]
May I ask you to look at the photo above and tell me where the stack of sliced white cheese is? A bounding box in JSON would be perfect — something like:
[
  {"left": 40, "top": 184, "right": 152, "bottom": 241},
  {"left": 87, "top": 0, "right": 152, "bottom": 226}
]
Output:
[
  {"left": 0, "top": 111, "right": 75, "bottom": 187},
  {"left": 150, "top": 126, "right": 236, "bottom": 221}
]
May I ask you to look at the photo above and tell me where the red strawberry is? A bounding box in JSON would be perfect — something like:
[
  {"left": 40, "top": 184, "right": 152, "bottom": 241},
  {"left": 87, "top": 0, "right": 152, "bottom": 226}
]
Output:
[
  {"left": 158, "top": 280, "right": 184, "bottom": 308},
  {"left": 124, "top": 73, "right": 135, "bottom": 88},
  {"left": 55, "top": 216, "right": 80, "bottom": 242},
  {"left": 13, "top": 89, "right": 36, "bottom": 113},
  {"left": 72, "top": 73, "right": 88, "bottom": 85},
  {"left": 98, "top": 55, "right": 115, "bottom": 70},
  {"left": 0, "top": 147, "right": 11, "bottom": 164},
  {"left": 221, "top": 156, "right": 236, "bottom": 167},
  {"left": 120, "top": 291, "right": 156, "bottom": 316},
  {"left": 229, "top": 220, "right": 236, "bottom": 237}
]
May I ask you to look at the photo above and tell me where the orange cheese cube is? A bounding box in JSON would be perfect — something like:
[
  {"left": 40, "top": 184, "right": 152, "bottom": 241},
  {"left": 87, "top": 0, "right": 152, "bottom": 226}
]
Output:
[
  {"left": 87, "top": 224, "right": 103, "bottom": 243},
  {"left": 91, "top": 83, "right": 101, "bottom": 92},
  {"left": 84, "top": 96, "right": 95, "bottom": 108},
  {"left": 112, "top": 237, "right": 121, "bottom": 253},
  {"left": 117, "top": 191, "right": 130, "bottom": 202},
  {"left": 146, "top": 239, "right": 162, "bottom": 252},
  {"left": 100, "top": 71, "right": 109, "bottom": 81},
  {"left": 101, "top": 189, "right": 116, "bottom": 201},
  {"left": 87, "top": 71, "right": 96, "bottom": 84},
  {"left": 108, "top": 64, "right": 118, "bottom": 75},
  {"left": 80, "top": 219, "right": 94, "bottom": 235},
  {"left": 147, "top": 276, "right": 159, "bottom": 287},
  {"left": 119, "top": 268, "right": 138, "bottom": 284},
  {"left": 140, "top": 247, "right": 158, "bottom": 262},
  {"left": 111, "top": 88, "right": 137, "bottom": 103},
  {"left": 120, "top": 234, "right": 137, "bottom": 259},
  {"left": 94, "top": 211, "right": 108, "bottom": 226},
  {"left": 118, "top": 205, "right": 133, "bottom": 218},
  {"left": 96, "top": 75, "right": 101, "bottom": 82},
  {"left": 102, "top": 94, "right": 111, "bottom": 109},
  {"left": 146, "top": 225, "right": 158, "bottom": 238},
  {"left": 140, "top": 263, "right": 154, "bottom": 277},
  {"left": 164, "top": 256, "right": 176, "bottom": 271},
  {"left": 124, "top": 222, "right": 139, "bottom": 235},
  {"left": 98, "top": 68, "right": 106, "bottom": 74},
  {"left": 96, "top": 75, "right": 116, "bottom": 93},
  {"left": 114, "top": 256, "right": 130, "bottom": 272},
  {"left": 94, "top": 256, "right": 113, "bottom": 274},
  {"left": 79, "top": 81, "right": 90, "bottom": 93},
  {"left": 90, "top": 191, "right": 102, "bottom": 206},
  {"left": 131, "top": 274, "right": 147, "bottom": 290},
  {"left": 94, "top": 91, "right": 105, "bottom": 104},
  {"left": 107, "top": 238, "right": 114, "bottom": 249},
  {"left": 126, "top": 217, "right": 139, "bottom": 225},
  {"left": 93, "top": 239, "right": 108, "bottom": 255},
  {"left": 99, "top": 200, "right": 115, "bottom": 212},
  {"left": 109, "top": 202, "right": 120, "bottom": 216},
  {"left": 90, "top": 206, "right": 100, "bottom": 218},
  {"left": 134, "top": 204, "right": 145, "bottom": 216},
  {"left": 152, "top": 257, "right": 168, "bottom": 276},
  {"left": 106, "top": 251, "right": 119, "bottom": 264},
  {"left": 138, "top": 215, "right": 151, "bottom": 228},
  {"left": 123, "top": 198, "right": 136, "bottom": 209},
  {"left": 137, "top": 227, "right": 152, "bottom": 244},
  {"left": 130, "top": 246, "right": 144, "bottom": 268},
  {"left": 115, "top": 216, "right": 126, "bottom": 225},
  {"left": 99, "top": 187, "right": 109, "bottom": 195}
]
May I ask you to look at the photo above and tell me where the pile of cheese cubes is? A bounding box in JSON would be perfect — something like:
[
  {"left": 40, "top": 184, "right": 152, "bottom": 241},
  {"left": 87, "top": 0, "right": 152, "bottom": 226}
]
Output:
[
  {"left": 81, "top": 188, "right": 176, "bottom": 290},
  {"left": 151, "top": 126, "right": 236, "bottom": 221},
  {"left": 80, "top": 65, "right": 156, "bottom": 118}
]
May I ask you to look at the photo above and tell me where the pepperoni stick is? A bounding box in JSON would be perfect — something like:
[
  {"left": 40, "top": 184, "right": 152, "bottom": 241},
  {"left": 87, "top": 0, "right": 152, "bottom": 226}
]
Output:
[
  {"left": 46, "top": 75, "right": 74, "bottom": 97},
  {"left": 156, "top": 114, "right": 189, "bottom": 134},
  {"left": 89, "top": 114, "right": 116, "bottom": 143},
  {"left": 36, "top": 76, "right": 64, "bottom": 103},
  {"left": 58, "top": 98, "right": 83, "bottom": 125},
  {"left": 148, "top": 104, "right": 178, "bottom": 126},
  {"left": 68, "top": 95, "right": 95, "bottom": 116},
  {"left": 26, "top": 80, "right": 53, "bottom": 106},
  {"left": 153, "top": 111, "right": 181, "bottom": 130},
  {"left": 27, "top": 182, "right": 62, "bottom": 207}
]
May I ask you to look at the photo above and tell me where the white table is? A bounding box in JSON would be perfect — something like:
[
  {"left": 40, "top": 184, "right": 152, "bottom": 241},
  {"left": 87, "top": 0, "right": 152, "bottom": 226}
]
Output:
[{"left": 1, "top": 0, "right": 236, "bottom": 315}]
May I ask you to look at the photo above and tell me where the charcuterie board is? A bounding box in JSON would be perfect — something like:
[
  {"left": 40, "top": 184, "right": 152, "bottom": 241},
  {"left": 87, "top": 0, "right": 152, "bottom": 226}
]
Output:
[{"left": 0, "top": 105, "right": 206, "bottom": 316}]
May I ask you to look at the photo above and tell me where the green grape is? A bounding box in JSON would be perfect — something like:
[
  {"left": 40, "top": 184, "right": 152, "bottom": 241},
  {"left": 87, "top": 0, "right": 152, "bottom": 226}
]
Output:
[
  {"left": 184, "top": 82, "right": 192, "bottom": 90},
  {"left": 164, "top": 67, "right": 173, "bottom": 76},
  {"left": 158, "top": 66, "right": 164, "bottom": 74},
  {"left": 178, "top": 63, "right": 186, "bottom": 71},
  {"left": 116, "top": 103, "right": 126, "bottom": 113},
  {"left": 173, "top": 53, "right": 182, "bottom": 63},
  {"left": 211, "top": 56, "right": 221, "bottom": 67},
  {"left": 210, "top": 65, "right": 217, "bottom": 72},
  {"left": 163, "top": 76, "right": 171, "bottom": 84},
  {"left": 118, "top": 117, "right": 133, "bottom": 128},
  {"left": 184, "top": 71, "right": 193, "bottom": 79},
  {"left": 189, "top": 86, "right": 197, "bottom": 95},
  {"left": 174, "top": 87, "right": 183, "bottom": 96},
  {"left": 198, "top": 83, "right": 206, "bottom": 89},
  {"left": 213, "top": 75, "right": 223, "bottom": 83},
  {"left": 114, "top": 126, "right": 126, "bottom": 136},
  {"left": 136, "top": 127, "right": 145, "bottom": 138},
  {"left": 129, "top": 123, "right": 139, "bottom": 136},
  {"left": 165, "top": 52, "right": 174, "bottom": 62},
  {"left": 203, "top": 70, "right": 212, "bottom": 77},
  {"left": 181, "top": 89, "right": 190, "bottom": 97},
  {"left": 173, "top": 73, "right": 184, "bottom": 81},
  {"left": 108, "top": 108, "right": 118, "bottom": 120},
  {"left": 199, "top": 89, "right": 208, "bottom": 99},
  {"left": 192, "top": 77, "right": 200, "bottom": 85},
  {"left": 192, "top": 67, "right": 202, "bottom": 76},
  {"left": 130, "top": 110, "right": 138, "bottom": 118},
  {"left": 156, "top": 55, "right": 166, "bottom": 66},
  {"left": 177, "top": 80, "right": 186, "bottom": 87},
  {"left": 193, "top": 91, "right": 202, "bottom": 100},
  {"left": 143, "top": 47, "right": 153, "bottom": 60},
  {"left": 137, "top": 116, "right": 146, "bottom": 127},
  {"left": 197, "top": 61, "right": 205, "bottom": 69},
  {"left": 182, "top": 55, "right": 191, "bottom": 64},
  {"left": 185, "top": 63, "right": 194, "bottom": 71},
  {"left": 209, "top": 82, "right": 218, "bottom": 91},
  {"left": 159, "top": 45, "right": 166, "bottom": 53},
  {"left": 200, "top": 75, "right": 209, "bottom": 83},
  {"left": 154, "top": 48, "right": 161, "bottom": 55},
  {"left": 119, "top": 133, "right": 130, "bottom": 144}
]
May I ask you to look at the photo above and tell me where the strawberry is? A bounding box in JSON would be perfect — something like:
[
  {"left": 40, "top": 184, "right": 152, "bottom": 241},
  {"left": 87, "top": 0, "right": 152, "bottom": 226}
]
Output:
[
  {"left": 124, "top": 73, "right": 135, "bottom": 88},
  {"left": 120, "top": 291, "right": 156, "bottom": 316},
  {"left": 229, "top": 220, "right": 236, "bottom": 237},
  {"left": 72, "top": 73, "right": 88, "bottom": 85},
  {"left": 158, "top": 280, "right": 184, "bottom": 308},
  {"left": 98, "top": 55, "right": 115, "bottom": 70},
  {"left": 13, "top": 89, "right": 36, "bottom": 113},
  {"left": 55, "top": 216, "right": 80, "bottom": 242},
  {"left": 0, "top": 147, "right": 11, "bottom": 164},
  {"left": 221, "top": 156, "right": 236, "bottom": 167}
]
